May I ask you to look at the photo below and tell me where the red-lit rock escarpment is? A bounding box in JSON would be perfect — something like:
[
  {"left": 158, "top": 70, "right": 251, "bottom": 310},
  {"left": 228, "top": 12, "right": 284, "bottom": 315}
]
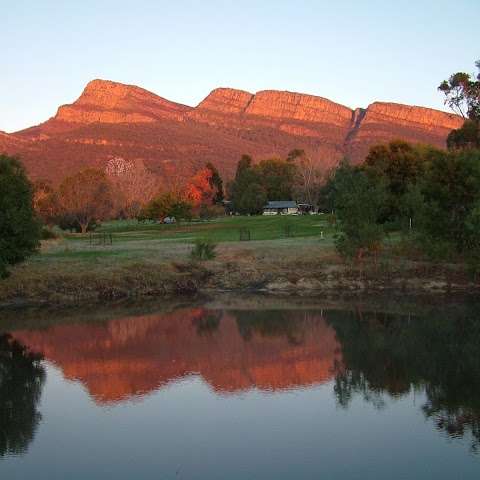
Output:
[
  {"left": 55, "top": 79, "right": 191, "bottom": 124},
  {"left": 3, "top": 79, "right": 463, "bottom": 185},
  {"left": 346, "top": 102, "right": 464, "bottom": 161}
]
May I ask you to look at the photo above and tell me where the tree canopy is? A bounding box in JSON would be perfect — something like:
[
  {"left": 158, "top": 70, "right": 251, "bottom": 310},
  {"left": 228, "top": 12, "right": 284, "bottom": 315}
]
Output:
[
  {"left": 447, "top": 119, "right": 480, "bottom": 151},
  {"left": 331, "top": 160, "right": 387, "bottom": 261},
  {"left": 33, "top": 180, "right": 60, "bottom": 226},
  {"left": 206, "top": 162, "right": 224, "bottom": 204},
  {"left": 418, "top": 149, "right": 480, "bottom": 258},
  {"left": 0, "top": 155, "right": 41, "bottom": 277},
  {"left": 438, "top": 60, "right": 480, "bottom": 120},
  {"left": 362, "top": 140, "right": 443, "bottom": 225},
  {"left": 327, "top": 138, "right": 480, "bottom": 270},
  {"left": 139, "top": 192, "right": 193, "bottom": 222},
  {"left": 59, "top": 168, "right": 114, "bottom": 234},
  {"left": 229, "top": 155, "right": 297, "bottom": 214}
]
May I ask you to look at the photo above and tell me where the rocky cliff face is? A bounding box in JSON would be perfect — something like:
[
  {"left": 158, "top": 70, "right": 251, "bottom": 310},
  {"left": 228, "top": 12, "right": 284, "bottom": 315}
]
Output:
[
  {"left": 195, "top": 87, "right": 254, "bottom": 114},
  {"left": 0, "top": 130, "right": 30, "bottom": 152},
  {"left": 57, "top": 79, "right": 190, "bottom": 124},
  {"left": 2, "top": 79, "right": 464, "bottom": 184},
  {"left": 192, "top": 88, "right": 352, "bottom": 125},
  {"left": 246, "top": 90, "right": 353, "bottom": 125},
  {"left": 189, "top": 88, "right": 353, "bottom": 136},
  {"left": 346, "top": 101, "right": 462, "bottom": 162}
]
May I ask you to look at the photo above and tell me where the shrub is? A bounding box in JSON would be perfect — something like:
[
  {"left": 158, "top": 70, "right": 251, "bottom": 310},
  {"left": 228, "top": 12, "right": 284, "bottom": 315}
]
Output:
[
  {"left": 199, "top": 203, "right": 224, "bottom": 220},
  {"left": 57, "top": 214, "right": 98, "bottom": 233},
  {"left": 190, "top": 239, "right": 217, "bottom": 261},
  {"left": 40, "top": 227, "right": 58, "bottom": 240}
]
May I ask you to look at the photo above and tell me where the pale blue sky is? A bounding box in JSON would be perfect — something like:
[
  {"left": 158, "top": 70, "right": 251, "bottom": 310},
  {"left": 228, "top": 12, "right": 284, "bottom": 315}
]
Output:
[{"left": 2, "top": 0, "right": 479, "bottom": 132}]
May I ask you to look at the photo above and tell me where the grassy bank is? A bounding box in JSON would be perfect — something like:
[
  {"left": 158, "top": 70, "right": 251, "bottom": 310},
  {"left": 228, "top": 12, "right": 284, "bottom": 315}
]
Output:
[{"left": 0, "top": 215, "right": 477, "bottom": 307}]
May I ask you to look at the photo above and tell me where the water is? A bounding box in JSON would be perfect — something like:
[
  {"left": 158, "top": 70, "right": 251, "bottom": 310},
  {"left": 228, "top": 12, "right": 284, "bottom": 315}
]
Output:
[{"left": 1, "top": 296, "right": 479, "bottom": 479}]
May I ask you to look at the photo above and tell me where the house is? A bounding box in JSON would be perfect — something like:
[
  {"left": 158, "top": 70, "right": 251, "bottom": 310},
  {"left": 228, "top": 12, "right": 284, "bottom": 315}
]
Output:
[
  {"left": 263, "top": 201, "right": 299, "bottom": 215},
  {"left": 297, "top": 203, "right": 315, "bottom": 214}
]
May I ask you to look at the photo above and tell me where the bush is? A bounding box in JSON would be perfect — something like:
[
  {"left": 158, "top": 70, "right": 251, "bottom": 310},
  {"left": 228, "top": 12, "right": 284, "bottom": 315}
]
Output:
[
  {"left": 190, "top": 239, "right": 217, "bottom": 261},
  {"left": 199, "top": 204, "right": 224, "bottom": 220},
  {"left": 40, "top": 227, "right": 58, "bottom": 240},
  {"left": 57, "top": 214, "right": 98, "bottom": 233}
]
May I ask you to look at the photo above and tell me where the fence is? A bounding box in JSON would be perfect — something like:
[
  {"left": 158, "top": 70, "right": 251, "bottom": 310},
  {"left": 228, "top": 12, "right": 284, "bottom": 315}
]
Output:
[
  {"left": 239, "top": 228, "right": 251, "bottom": 241},
  {"left": 89, "top": 232, "right": 113, "bottom": 246}
]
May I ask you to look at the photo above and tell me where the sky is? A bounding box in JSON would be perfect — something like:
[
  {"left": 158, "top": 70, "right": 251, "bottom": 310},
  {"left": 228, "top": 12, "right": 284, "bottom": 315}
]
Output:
[{"left": 2, "top": 0, "right": 479, "bottom": 132}]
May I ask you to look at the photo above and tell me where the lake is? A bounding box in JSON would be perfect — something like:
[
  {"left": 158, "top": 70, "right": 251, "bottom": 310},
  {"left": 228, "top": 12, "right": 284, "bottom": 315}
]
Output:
[{"left": 1, "top": 295, "right": 479, "bottom": 479}]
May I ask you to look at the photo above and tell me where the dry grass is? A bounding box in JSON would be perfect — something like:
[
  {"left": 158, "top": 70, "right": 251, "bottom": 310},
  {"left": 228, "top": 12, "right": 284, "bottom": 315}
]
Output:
[{"left": 1, "top": 218, "right": 477, "bottom": 307}]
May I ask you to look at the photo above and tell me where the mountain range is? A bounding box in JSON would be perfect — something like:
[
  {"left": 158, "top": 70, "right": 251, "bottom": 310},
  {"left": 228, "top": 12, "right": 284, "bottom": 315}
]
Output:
[{"left": 0, "top": 79, "right": 463, "bottom": 184}]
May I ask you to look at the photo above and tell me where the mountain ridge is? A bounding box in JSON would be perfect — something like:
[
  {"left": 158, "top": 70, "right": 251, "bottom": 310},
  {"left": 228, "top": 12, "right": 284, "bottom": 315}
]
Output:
[{"left": 2, "top": 79, "right": 463, "bottom": 184}]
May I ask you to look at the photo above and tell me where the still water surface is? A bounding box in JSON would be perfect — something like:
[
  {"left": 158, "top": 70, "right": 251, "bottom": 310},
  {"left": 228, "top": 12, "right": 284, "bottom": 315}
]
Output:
[{"left": 1, "top": 297, "right": 479, "bottom": 479}]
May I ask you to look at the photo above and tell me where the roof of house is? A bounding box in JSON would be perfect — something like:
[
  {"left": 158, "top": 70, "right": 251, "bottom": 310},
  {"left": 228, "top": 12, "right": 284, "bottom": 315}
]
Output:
[{"left": 264, "top": 201, "right": 298, "bottom": 209}]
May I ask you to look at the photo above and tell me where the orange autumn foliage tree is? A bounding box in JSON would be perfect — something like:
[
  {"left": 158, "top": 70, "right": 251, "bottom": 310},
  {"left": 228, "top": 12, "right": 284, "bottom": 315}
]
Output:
[
  {"left": 184, "top": 163, "right": 223, "bottom": 209},
  {"left": 185, "top": 168, "right": 215, "bottom": 207}
]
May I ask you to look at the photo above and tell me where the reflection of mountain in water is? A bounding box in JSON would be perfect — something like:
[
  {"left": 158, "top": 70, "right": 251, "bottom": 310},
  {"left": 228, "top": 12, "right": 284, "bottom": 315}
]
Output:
[
  {"left": 12, "top": 308, "right": 341, "bottom": 404},
  {"left": 0, "top": 334, "right": 45, "bottom": 457},
  {"left": 327, "top": 308, "right": 480, "bottom": 453},
  {"left": 9, "top": 302, "right": 480, "bottom": 453}
]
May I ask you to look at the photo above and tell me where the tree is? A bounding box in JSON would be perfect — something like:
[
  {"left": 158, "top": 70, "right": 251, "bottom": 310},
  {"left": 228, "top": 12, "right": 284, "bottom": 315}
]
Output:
[
  {"left": 230, "top": 155, "right": 262, "bottom": 213},
  {"left": 438, "top": 60, "right": 480, "bottom": 120},
  {"left": 440, "top": 61, "right": 480, "bottom": 153},
  {"left": 447, "top": 119, "right": 480, "bottom": 150},
  {"left": 236, "top": 154, "right": 254, "bottom": 178},
  {"left": 256, "top": 158, "right": 297, "bottom": 200},
  {"left": 287, "top": 149, "right": 321, "bottom": 205},
  {"left": 417, "top": 149, "right": 480, "bottom": 259},
  {"left": 364, "top": 141, "right": 425, "bottom": 195},
  {"left": 236, "top": 183, "right": 267, "bottom": 215},
  {"left": 33, "top": 180, "right": 60, "bottom": 226},
  {"left": 205, "top": 162, "right": 224, "bottom": 204},
  {"left": 59, "top": 168, "right": 113, "bottom": 234},
  {"left": 139, "top": 192, "right": 192, "bottom": 222},
  {"left": 229, "top": 154, "right": 297, "bottom": 214},
  {"left": 0, "top": 155, "right": 41, "bottom": 277},
  {"left": 332, "top": 160, "right": 387, "bottom": 263},
  {"left": 105, "top": 157, "right": 159, "bottom": 218},
  {"left": 362, "top": 141, "right": 440, "bottom": 225},
  {"left": 185, "top": 166, "right": 219, "bottom": 208}
]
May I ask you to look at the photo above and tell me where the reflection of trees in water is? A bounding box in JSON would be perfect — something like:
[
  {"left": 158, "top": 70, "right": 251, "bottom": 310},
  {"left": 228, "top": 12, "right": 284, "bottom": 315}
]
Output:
[
  {"left": 234, "top": 310, "right": 306, "bottom": 345},
  {"left": 327, "top": 308, "right": 480, "bottom": 452},
  {"left": 192, "top": 311, "right": 222, "bottom": 336},
  {"left": 0, "top": 333, "right": 45, "bottom": 457}
]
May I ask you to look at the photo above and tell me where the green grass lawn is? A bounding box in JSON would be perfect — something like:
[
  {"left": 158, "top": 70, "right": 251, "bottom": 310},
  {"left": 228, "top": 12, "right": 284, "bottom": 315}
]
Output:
[
  {"left": 95, "top": 214, "right": 333, "bottom": 243},
  {"left": 31, "top": 214, "right": 335, "bottom": 268}
]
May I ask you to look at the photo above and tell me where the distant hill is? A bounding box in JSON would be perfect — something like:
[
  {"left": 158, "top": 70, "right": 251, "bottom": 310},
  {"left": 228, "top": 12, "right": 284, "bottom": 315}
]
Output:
[{"left": 2, "top": 79, "right": 463, "bottom": 184}]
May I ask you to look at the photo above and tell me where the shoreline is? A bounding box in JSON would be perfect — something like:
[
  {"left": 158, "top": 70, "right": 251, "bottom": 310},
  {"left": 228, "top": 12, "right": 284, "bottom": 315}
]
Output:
[{"left": 1, "top": 258, "right": 478, "bottom": 309}]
